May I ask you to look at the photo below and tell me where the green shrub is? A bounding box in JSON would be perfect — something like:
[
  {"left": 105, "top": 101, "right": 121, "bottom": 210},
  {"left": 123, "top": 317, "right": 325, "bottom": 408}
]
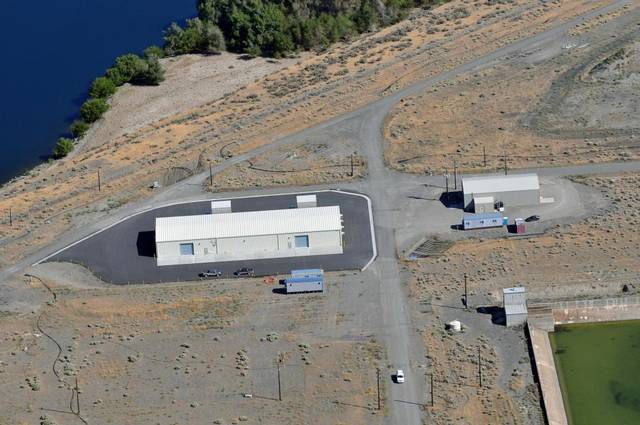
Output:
[
  {"left": 105, "top": 54, "right": 147, "bottom": 86},
  {"left": 89, "top": 76, "right": 117, "bottom": 98},
  {"left": 69, "top": 120, "right": 90, "bottom": 138},
  {"left": 52, "top": 138, "right": 74, "bottom": 159},
  {"left": 131, "top": 57, "right": 165, "bottom": 85},
  {"left": 203, "top": 21, "right": 226, "bottom": 54},
  {"left": 80, "top": 98, "right": 109, "bottom": 123},
  {"left": 144, "top": 45, "right": 165, "bottom": 59},
  {"left": 164, "top": 18, "right": 226, "bottom": 56}
]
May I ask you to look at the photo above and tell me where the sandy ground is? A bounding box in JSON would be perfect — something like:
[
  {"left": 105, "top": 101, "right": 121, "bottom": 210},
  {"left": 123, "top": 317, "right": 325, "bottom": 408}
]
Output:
[
  {"left": 0, "top": 0, "right": 616, "bottom": 266},
  {"left": 209, "top": 141, "right": 366, "bottom": 191},
  {"left": 82, "top": 53, "right": 301, "bottom": 153},
  {"left": 0, "top": 264, "right": 387, "bottom": 425},
  {"left": 384, "top": 3, "right": 640, "bottom": 174},
  {"left": 405, "top": 172, "right": 640, "bottom": 423}
]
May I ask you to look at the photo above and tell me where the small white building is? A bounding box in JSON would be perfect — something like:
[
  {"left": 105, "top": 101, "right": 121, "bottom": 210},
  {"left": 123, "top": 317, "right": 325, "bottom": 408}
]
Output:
[
  {"left": 211, "top": 200, "right": 232, "bottom": 214},
  {"left": 503, "top": 287, "right": 528, "bottom": 327},
  {"left": 296, "top": 194, "right": 317, "bottom": 208},
  {"left": 155, "top": 206, "right": 343, "bottom": 266},
  {"left": 462, "top": 174, "right": 540, "bottom": 212}
]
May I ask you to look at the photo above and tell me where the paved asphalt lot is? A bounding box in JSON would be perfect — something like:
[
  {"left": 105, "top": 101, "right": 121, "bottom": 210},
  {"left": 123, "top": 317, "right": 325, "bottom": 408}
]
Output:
[{"left": 49, "top": 190, "right": 374, "bottom": 284}]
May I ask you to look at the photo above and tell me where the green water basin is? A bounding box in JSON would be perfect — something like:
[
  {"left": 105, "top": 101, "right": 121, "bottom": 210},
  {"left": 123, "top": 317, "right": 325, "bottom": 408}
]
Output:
[{"left": 549, "top": 320, "right": 640, "bottom": 425}]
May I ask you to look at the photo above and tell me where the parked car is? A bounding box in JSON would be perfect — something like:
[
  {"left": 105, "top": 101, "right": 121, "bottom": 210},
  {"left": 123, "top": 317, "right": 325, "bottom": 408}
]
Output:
[
  {"left": 396, "top": 369, "right": 405, "bottom": 384},
  {"left": 525, "top": 214, "right": 541, "bottom": 222},
  {"left": 234, "top": 267, "right": 255, "bottom": 277},
  {"left": 199, "top": 269, "right": 222, "bottom": 278}
]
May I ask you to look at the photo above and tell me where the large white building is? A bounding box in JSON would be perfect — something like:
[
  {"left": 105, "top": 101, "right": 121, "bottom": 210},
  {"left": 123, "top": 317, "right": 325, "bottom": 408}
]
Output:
[
  {"left": 461, "top": 173, "right": 540, "bottom": 212},
  {"left": 155, "top": 205, "right": 344, "bottom": 266}
]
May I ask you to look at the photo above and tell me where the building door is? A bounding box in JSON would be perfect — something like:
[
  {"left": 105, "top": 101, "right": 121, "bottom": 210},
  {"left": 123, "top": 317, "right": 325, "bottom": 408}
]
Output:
[
  {"left": 179, "top": 243, "right": 194, "bottom": 255},
  {"left": 294, "top": 235, "right": 309, "bottom": 248}
]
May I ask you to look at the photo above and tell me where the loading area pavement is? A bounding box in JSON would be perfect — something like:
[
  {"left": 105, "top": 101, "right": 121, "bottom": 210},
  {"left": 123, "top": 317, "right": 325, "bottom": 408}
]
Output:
[{"left": 44, "top": 190, "right": 375, "bottom": 284}]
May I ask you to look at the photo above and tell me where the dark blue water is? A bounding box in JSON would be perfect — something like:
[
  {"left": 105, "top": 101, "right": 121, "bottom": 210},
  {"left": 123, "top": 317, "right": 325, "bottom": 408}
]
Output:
[{"left": 0, "top": 0, "right": 195, "bottom": 184}]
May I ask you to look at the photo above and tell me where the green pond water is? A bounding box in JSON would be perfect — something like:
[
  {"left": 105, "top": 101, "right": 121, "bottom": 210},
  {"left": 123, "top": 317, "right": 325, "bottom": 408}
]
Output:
[{"left": 549, "top": 320, "right": 640, "bottom": 425}]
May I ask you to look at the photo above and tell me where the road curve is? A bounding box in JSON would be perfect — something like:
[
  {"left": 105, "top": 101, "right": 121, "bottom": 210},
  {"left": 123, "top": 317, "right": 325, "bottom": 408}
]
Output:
[{"left": 1, "top": 3, "right": 637, "bottom": 425}]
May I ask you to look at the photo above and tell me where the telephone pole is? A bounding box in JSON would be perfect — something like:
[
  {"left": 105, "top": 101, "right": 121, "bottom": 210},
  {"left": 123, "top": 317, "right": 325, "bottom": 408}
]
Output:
[
  {"left": 503, "top": 151, "right": 508, "bottom": 175},
  {"left": 430, "top": 373, "right": 434, "bottom": 407},
  {"left": 277, "top": 358, "right": 282, "bottom": 401},
  {"left": 464, "top": 273, "right": 468, "bottom": 309},
  {"left": 376, "top": 368, "right": 381, "bottom": 410},
  {"left": 8, "top": 208, "right": 12, "bottom": 227},
  {"left": 97, "top": 170, "right": 101, "bottom": 191},
  {"left": 350, "top": 154, "right": 354, "bottom": 177},
  {"left": 444, "top": 168, "right": 449, "bottom": 202},
  {"left": 209, "top": 161, "right": 213, "bottom": 187},
  {"left": 75, "top": 377, "right": 80, "bottom": 414},
  {"left": 478, "top": 347, "right": 483, "bottom": 388},
  {"left": 483, "top": 146, "right": 487, "bottom": 168},
  {"left": 453, "top": 159, "right": 458, "bottom": 190}
]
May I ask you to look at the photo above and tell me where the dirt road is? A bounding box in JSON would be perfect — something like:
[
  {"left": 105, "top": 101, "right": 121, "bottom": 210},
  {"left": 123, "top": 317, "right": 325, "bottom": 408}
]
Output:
[{"left": 2, "top": 1, "right": 638, "bottom": 424}]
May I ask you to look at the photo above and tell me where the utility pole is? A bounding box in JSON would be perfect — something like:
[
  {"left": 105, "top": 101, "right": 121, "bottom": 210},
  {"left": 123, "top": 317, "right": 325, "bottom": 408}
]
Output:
[
  {"left": 503, "top": 151, "right": 508, "bottom": 175},
  {"left": 277, "top": 357, "right": 282, "bottom": 402},
  {"left": 464, "top": 273, "right": 468, "bottom": 310},
  {"left": 453, "top": 159, "right": 458, "bottom": 190},
  {"left": 478, "top": 347, "right": 483, "bottom": 388},
  {"left": 376, "top": 368, "right": 381, "bottom": 410},
  {"left": 483, "top": 146, "right": 487, "bottom": 168},
  {"left": 75, "top": 377, "right": 80, "bottom": 414},
  {"left": 444, "top": 168, "right": 449, "bottom": 198},
  {"left": 8, "top": 208, "right": 12, "bottom": 227},
  {"left": 430, "top": 373, "right": 434, "bottom": 407},
  {"left": 97, "top": 170, "right": 101, "bottom": 191},
  {"left": 209, "top": 161, "right": 213, "bottom": 187},
  {"left": 350, "top": 154, "right": 355, "bottom": 177}
]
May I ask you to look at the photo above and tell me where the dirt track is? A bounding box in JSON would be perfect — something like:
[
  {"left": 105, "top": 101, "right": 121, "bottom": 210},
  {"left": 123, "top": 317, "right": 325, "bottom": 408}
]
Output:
[{"left": 384, "top": 2, "right": 640, "bottom": 175}]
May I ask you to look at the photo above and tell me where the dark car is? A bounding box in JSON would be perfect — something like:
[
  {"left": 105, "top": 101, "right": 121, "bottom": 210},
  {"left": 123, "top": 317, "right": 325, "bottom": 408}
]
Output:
[
  {"left": 525, "top": 215, "right": 541, "bottom": 222},
  {"left": 234, "top": 267, "right": 255, "bottom": 277},
  {"left": 200, "top": 269, "right": 222, "bottom": 278}
]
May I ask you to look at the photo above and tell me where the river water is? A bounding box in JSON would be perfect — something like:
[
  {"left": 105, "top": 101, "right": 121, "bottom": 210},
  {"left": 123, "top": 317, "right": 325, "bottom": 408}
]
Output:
[
  {"left": 0, "top": 0, "right": 195, "bottom": 184},
  {"left": 550, "top": 320, "right": 640, "bottom": 425}
]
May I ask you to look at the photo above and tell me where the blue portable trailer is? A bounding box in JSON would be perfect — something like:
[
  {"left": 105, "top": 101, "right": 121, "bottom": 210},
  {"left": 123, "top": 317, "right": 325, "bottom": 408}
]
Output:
[
  {"left": 462, "top": 212, "right": 506, "bottom": 230},
  {"left": 283, "top": 276, "right": 324, "bottom": 294},
  {"left": 284, "top": 269, "right": 324, "bottom": 293}
]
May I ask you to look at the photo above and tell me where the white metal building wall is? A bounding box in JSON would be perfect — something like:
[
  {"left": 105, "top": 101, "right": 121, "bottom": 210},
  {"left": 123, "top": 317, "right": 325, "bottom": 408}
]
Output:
[{"left": 156, "top": 230, "right": 343, "bottom": 265}]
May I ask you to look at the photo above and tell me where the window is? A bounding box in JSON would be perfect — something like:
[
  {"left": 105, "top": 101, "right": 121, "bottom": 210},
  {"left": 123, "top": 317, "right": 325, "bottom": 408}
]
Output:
[
  {"left": 179, "top": 243, "right": 194, "bottom": 255},
  {"left": 294, "top": 235, "right": 309, "bottom": 248}
]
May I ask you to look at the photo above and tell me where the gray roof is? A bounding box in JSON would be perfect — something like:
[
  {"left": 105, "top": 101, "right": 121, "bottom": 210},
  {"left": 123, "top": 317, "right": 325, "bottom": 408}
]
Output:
[{"left": 462, "top": 173, "right": 539, "bottom": 195}]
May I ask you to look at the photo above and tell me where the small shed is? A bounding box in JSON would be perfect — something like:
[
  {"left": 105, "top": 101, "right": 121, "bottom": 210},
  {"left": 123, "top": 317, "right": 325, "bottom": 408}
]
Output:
[
  {"left": 514, "top": 218, "right": 525, "bottom": 234},
  {"left": 296, "top": 194, "right": 317, "bottom": 208},
  {"left": 211, "top": 200, "right": 232, "bottom": 214},
  {"left": 503, "top": 287, "right": 527, "bottom": 326},
  {"left": 472, "top": 196, "right": 494, "bottom": 214}
]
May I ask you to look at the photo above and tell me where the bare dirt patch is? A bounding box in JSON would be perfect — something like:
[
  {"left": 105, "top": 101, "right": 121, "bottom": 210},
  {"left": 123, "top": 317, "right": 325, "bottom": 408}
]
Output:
[
  {"left": 1, "top": 272, "right": 387, "bottom": 425},
  {"left": 384, "top": 3, "right": 640, "bottom": 175},
  {"left": 209, "top": 142, "right": 366, "bottom": 191},
  {"left": 82, "top": 53, "right": 302, "bottom": 153}
]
